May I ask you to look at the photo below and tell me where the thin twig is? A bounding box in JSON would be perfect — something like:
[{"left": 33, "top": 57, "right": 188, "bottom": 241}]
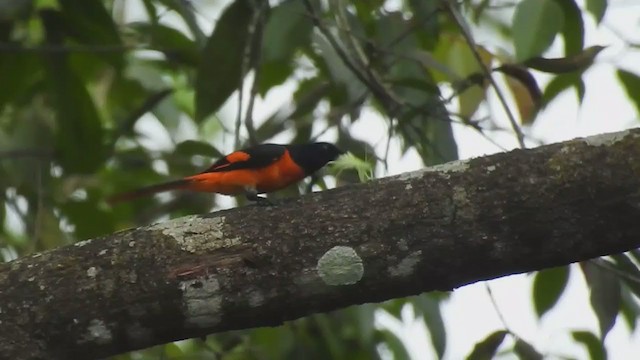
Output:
[
  {"left": 592, "top": 259, "right": 640, "bottom": 285},
  {"left": 302, "top": 0, "right": 372, "bottom": 91},
  {"left": 383, "top": 118, "right": 394, "bottom": 171},
  {"left": 172, "top": 0, "right": 206, "bottom": 46},
  {"left": 484, "top": 283, "right": 511, "bottom": 331},
  {"left": 235, "top": 15, "right": 253, "bottom": 149},
  {"left": 110, "top": 89, "right": 173, "bottom": 152},
  {"left": 243, "top": 0, "right": 268, "bottom": 146},
  {"left": 302, "top": 0, "right": 401, "bottom": 116},
  {"left": 444, "top": 0, "right": 526, "bottom": 148}
]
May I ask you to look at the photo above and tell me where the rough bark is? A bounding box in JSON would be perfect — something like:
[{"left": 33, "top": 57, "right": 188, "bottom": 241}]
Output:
[{"left": 2, "top": 129, "right": 640, "bottom": 359}]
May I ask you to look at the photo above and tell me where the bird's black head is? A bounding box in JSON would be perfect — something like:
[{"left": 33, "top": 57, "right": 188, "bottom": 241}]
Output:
[{"left": 288, "top": 142, "right": 345, "bottom": 175}]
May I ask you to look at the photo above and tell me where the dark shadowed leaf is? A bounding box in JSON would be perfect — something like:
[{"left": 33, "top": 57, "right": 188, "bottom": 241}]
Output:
[
  {"left": 57, "top": 0, "right": 123, "bottom": 69},
  {"left": 543, "top": 72, "right": 585, "bottom": 105},
  {"left": 61, "top": 197, "right": 115, "bottom": 239},
  {"left": 130, "top": 22, "right": 200, "bottom": 66},
  {"left": 175, "top": 140, "right": 223, "bottom": 159},
  {"left": 514, "top": 338, "right": 543, "bottom": 360},
  {"left": 512, "top": 0, "right": 563, "bottom": 62},
  {"left": 259, "top": 0, "right": 312, "bottom": 94},
  {"left": 554, "top": 0, "right": 584, "bottom": 56},
  {"left": 572, "top": 331, "right": 606, "bottom": 360},
  {"left": 580, "top": 260, "right": 621, "bottom": 340},
  {"left": 610, "top": 254, "right": 640, "bottom": 296},
  {"left": 620, "top": 285, "right": 640, "bottom": 332},
  {"left": 466, "top": 330, "right": 508, "bottom": 360},
  {"left": 532, "top": 266, "right": 570, "bottom": 318},
  {"left": 524, "top": 46, "right": 605, "bottom": 74},
  {"left": 0, "top": 53, "right": 41, "bottom": 109},
  {"left": 250, "top": 326, "right": 295, "bottom": 359},
  {"left": 41, "top": 11, "right": 105, "bottom": 174},
  {"left": 585, "top": 0, "right": 607, "bottom": 24},
  {"left": 157, "top": 0, "right": 206, "bottom": 44},
  {"left": 497, "top": 65, "right": 542, "bottom": 124},
  {"left": 195, "top": 0, "right": 254, "bottom": 122},
  {"left": 407, "top": 0, "right": 440, "bottom": 50},
  {"left": 616, "top": 69, "right": 640, "bottom": 115}
]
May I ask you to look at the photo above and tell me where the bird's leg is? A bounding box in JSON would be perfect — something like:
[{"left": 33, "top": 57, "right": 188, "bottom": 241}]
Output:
[{"left": 244, "top": 188, "right": 273, "bottom": 206}]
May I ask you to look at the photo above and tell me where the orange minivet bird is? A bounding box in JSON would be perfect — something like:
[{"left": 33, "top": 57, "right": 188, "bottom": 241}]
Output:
[{"left": 108, "top": 142, "right": 344, "bottom": 205}]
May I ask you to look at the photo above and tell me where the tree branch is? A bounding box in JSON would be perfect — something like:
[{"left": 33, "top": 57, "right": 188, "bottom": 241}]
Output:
[{"left": 3, "top": 129, "right": 640, "bottom": 359}]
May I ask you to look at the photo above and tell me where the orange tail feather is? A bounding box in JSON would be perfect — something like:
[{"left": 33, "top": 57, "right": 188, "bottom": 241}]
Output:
[{"left": 107, "top": 179, "right": 191, "bottom": 205}]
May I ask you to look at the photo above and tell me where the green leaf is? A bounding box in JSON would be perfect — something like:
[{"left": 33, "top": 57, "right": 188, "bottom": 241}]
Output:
[
  {"left": 497, "top": 65, "right": 542, "bottom": 124},
  {"left": 514, "top": 339, "right": 543, "bottom": 360},
  {"left": 407, "top": 0, "right": 440, "bottom": 50},
  {"left": 580, "top": 260, "right": 621, "bottom": 340},
  {"left": 532, "top": 266, "right": 570, "bottom": 318},
  {"left": 572, "top": 331, "right": 607, "bottom": 360},
  {"left": 524, "top": 46, "right": 605, "bottom": 74},
  {"left": 414, "top": 294, "right": 447, "bottom": 359},
  {"left": 195, "top": 0, "right": 254, "bottom": 122},
  {"left": 0, "top": 53, "right": 42, "bottom": 109},
  {"left": 130, "top": 22, "right": 200, "bottom": 66},
  {"left": 620, "top": 285, "right": 640, "bottom": 332},
  {"left": 60, "top": 197, "right": 115, "bottom": 239},
  {"left": 616, "top": 69, "right": 640, "bottom": 115},
  {"left": 57, "top": 0, "right": 123, "bottom": 69},
  {"left": 41, "top": 11, "right": 105, "bottom": 174},
  {"left": 466, "top": 330, "right": 508, "bottom": 360},
  {"left": 157, "top": 0, "right": 206, "bottom": 45},
  {"left": 331, "top": 152, "right": 373, "bottom": 182},
  {"left": 259, "top": 0, "right": 312, "bottom": 94},
  {"left": 543, "top": 72, "right": 584, "bottom": 105},
  {"left": 175, "top": 140, "right": 223, "bottom": 159},
  {"left": 443, "top": 37, "right": 492, "bottom": 118},
  {"left": 610, "top": 254, "right": 640, "bottom": 296},
  {"left": 554, "top": 0, "right": 584, "bottom": 56},
  {"left": 586, "top": 0, "right": 607, "bottom": 24},
  {"left": 512, "top": 0, "right": 564, "bottom": 62}
]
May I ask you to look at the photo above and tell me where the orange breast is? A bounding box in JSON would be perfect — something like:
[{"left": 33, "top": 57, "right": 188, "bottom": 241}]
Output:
[
  {"left": 185, "top": 150, "right": 306, "bottom": 195},
  {"left": 253, "top": 150, "right": 306, "bottom": 193}
]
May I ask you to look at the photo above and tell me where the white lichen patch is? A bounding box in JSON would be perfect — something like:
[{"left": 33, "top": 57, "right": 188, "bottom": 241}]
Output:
[
  {"left": 486, "top": 165, "right": 496, "bottom": 173},
  {"left": 397, "top": 239, "right": 409, "bottom": 251},
  {"left": 452, "top": 186, "right": 468, "bottom": 205},
  {"left": 150, "top": 215, "right": 241, "bottom": 253},
  {"left": 389, "top": 251, "right": 423, "bottom": 277},
  {"left": 98, "top": 249, "right": 108, "bottom": 256},
  {"left": 87, "top": 267, "right": 98, "bottom": 278},
  {"left": 582, "top": 130, "right": 631, "bottom": 147},
  {"left": 128, "top": 241, "right": 136, "bottom": 248},
  {"left": 74, "top": 239, "right": 93, "bottom": 247},
  {"left": 317, "top": 246, "right": 364, "bottom": 286},
  {"left": 180, "top": 276, "right": 222, "bottom": 328},
  {"left": 405, "top": 184, "right": 413, "bottom": 190},
  {"left": 425, "top": 159, "right": 470, "bottom": 174},
  {"left": 398, "top": 159, "right": 470, "bottom": 182},
  {"left": 81, "top": 319, "right": 112, "bottom": 345}
]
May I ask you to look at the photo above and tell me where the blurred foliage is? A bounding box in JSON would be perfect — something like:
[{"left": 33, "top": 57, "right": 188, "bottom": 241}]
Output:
[{"left": 0, "top": 0, "right": 639, "bottom": 359}]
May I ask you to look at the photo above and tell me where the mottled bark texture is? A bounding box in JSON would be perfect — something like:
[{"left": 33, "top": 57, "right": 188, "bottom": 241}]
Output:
[{"left": 3, "top": 129, "right": 640, "bottom": 359}]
